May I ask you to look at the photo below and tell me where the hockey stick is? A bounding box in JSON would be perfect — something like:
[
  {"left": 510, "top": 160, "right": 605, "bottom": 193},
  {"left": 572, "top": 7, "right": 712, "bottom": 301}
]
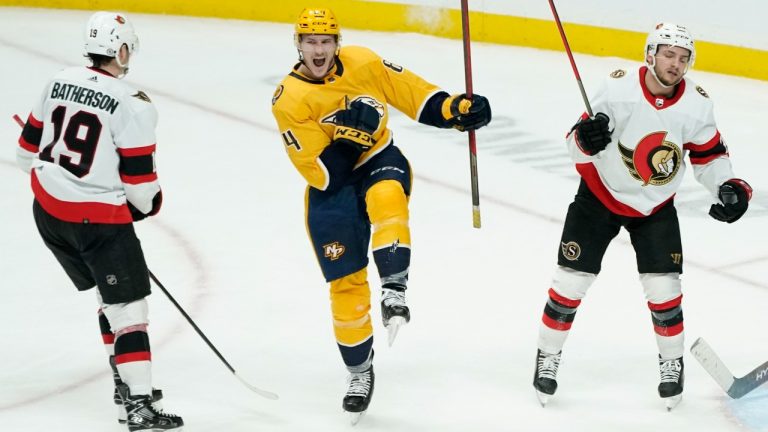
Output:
[
  {"left": 690, "top": 337, "right": 768, "bottom": 399},
  {"left": 547, "top": 0, "right": 594, "bottom": 117},
  {"left": 149, "top": 270, "right": 279, "bottom": 400},
  {"left": 12, "top": 114, "right": 278, "bottom": 400},
  {"left": 460, "top": 0, "right": 481, "bottom": 229}
]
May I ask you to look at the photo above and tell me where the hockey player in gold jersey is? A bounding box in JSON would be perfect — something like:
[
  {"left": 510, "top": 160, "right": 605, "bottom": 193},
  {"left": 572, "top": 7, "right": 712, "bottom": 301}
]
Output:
[{"left": 271, "top": 7, "right": 491, "bottom": 423}]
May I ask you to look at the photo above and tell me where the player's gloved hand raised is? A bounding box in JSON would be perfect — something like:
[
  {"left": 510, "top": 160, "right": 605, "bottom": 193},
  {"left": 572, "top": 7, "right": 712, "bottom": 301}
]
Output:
[
  {"left": 441, "top": 93, "right": 491, "bottom": 131},
  {"left": 709, "top": 179, "right": 752, "bottom": 223},
  {"left": 573, "top": 112, "right": 612, "bottom": 155},
  {"left": 333, "top": 98, "right": 381, "bottom": 152}
]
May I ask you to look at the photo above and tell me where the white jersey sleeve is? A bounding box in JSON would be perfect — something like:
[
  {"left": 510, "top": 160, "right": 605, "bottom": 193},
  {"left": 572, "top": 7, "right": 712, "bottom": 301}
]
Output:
[{"left": 17, "top": 66, "right": 161, "bottom": 224}]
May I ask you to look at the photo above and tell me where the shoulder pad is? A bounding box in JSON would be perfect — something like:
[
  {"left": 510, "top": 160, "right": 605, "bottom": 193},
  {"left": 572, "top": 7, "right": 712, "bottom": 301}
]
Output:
[{"left": 609, "top": 69, "right": 626, "bottom": 79}]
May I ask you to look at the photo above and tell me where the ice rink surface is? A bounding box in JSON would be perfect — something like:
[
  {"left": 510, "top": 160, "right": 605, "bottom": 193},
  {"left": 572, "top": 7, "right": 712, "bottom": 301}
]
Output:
[{"left": 0, "top": 8, "right": 766, "bottom": 432}]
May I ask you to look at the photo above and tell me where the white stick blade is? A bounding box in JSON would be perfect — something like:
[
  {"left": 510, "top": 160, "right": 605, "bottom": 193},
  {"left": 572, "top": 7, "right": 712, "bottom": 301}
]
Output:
[{"left": 234, "top": 372, "right": 279, "bottom": 400}]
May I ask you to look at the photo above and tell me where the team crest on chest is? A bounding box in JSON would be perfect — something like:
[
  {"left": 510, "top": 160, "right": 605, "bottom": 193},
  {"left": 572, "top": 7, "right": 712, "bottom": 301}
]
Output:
[{"left": 619, "top": 132, "right": 682, "bottom": 186}]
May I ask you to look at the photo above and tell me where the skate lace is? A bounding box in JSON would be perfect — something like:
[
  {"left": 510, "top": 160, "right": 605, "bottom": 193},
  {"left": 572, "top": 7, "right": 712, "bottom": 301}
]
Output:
[
  {"left": 381, "top": 288, "right": 406, "bottom": 308},
  {"left": 131, "top": 398, "right": 181, "bottom": 420},
  {"left": 659, "top": 359, "right": 682, "bottom": 383},
  {"left": 537, "top": 352, "right": 561, "bottom": 380},
  {"left": 346, "top": 370, "right": 373, "bottom": 397}
]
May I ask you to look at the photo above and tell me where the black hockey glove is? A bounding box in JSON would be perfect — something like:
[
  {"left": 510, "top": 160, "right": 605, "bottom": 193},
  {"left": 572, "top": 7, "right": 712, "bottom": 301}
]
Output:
[
  {"left": 441, "top": 93, "right": 491, "bottom": 131},
  {"left": 127, "top": 191, "right": 163, "bottom": 222},
  {"left": 333, "top": 99, "right": 381, "bottom": 153},
  {"left": 709, "top": 179, "right": 752, "bottom": 223},
  {"left": 573, "top": 112, "right": 612, "bottom": 155}
]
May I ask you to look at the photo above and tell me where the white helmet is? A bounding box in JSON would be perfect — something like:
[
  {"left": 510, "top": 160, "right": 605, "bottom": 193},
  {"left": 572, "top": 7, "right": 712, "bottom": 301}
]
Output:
[
  {"left": 84, "top": 12, "right": 139, "bottom": 58},
  {"left": 645, "top": 22, "right": 695, "bottom": 67}
]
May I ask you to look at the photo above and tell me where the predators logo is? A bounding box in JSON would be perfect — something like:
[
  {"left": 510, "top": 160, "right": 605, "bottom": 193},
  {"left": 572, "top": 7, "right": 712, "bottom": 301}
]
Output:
[{"left": 619, "top": 132, "right": 682, "bottom": 186}]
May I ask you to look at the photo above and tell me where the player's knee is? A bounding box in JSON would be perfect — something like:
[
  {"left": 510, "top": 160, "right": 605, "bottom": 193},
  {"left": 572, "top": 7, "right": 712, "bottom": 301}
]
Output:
[
  {"left": 640, "top": 272, "right": 681, "bottom": 304},
  {"left": 101, "top": 298, "right": 149, "bottom": 334},
  {"left": 330, "top": 270, "right": 371, "bottom": 322},
  {"left": 551, "top": 266, "right": 595, "bottom": 301},
  {"left": 366, "top": 180, "right": 408, "bottom": 223}
]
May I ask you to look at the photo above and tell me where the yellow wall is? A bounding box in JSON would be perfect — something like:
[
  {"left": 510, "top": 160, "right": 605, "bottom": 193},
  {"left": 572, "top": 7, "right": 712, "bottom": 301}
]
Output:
[{"left": 2, "top": 0, "right": 766, "bottom": 81}]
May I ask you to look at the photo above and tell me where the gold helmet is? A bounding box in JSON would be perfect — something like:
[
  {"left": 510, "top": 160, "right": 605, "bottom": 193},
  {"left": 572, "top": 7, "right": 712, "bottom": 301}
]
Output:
[
  {"left": 295, "top": 8, "right": 340, "bottom": 36},
  {"left": 294, "top": 8, "right": 341, "bottom": 57}
]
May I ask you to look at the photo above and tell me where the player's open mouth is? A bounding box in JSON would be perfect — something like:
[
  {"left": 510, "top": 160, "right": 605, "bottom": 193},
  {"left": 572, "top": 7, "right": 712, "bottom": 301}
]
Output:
[{"left": 313, "top": 58, "right": 326, "bottom": 67}]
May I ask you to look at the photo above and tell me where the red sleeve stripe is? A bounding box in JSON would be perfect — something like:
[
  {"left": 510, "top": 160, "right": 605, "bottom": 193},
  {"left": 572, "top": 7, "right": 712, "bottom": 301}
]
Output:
[
  {"left": 542, "top": 314, "right": 574, "bottom": 331},
  {"left": 120, "top": 172, "right": 158, "bottom": 185},
  {"left": 548, "top": 288, "right": 582, "bottom": 308},
  {"left": 683, "top": 131, "right": 721, "bottom": 152},
  {"left": 653, "top": 322, "right": 683, "bottom": 337},
  {"left": 114, "top": 352, "right": 152, "bottom": 364},
  {"left": 648, "top": 295, "right": 683, "bottom": 311},
  {"left": 18, "top": 137, "right": 39, "bottom": 153},
  {"left": 118, "top": 144, "right": 156, "bottom": 157},
  {"left": 101, "top": 334, "right": 116, "bottom": 344},
  {"left": 27, "top": 113, "right": 43, "bottom": 128}
]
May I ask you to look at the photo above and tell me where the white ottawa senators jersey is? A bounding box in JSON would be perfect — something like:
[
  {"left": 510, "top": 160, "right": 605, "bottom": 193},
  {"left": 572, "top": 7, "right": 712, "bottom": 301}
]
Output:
[
  {"left": 17, "top": 66, "right": 160, "bottom": 223},
  {"left": 271, "top": 45, "right": 441, "bottom": 191},
  {"left": 567, "top": 66, "right": 735, "bottom": 216}
]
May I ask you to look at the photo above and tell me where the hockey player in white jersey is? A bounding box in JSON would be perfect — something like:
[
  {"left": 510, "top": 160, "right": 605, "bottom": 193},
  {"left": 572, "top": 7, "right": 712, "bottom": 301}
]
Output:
[
  {"left": 16, "top": 11, "right": 183, "bottom": 431},
  {"left": 532, "top": 23, "right": 752, "bottom": 410}
]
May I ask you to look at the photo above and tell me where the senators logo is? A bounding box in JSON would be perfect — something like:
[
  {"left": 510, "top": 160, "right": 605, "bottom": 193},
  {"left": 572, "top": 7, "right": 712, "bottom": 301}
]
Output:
[
  {"left": 561, "top": 241, "right": 581, "bottom": 261},
  {"left": 132, "top": 91, "right": 151, "bottom": 103},
  {"left": 619, "top": 132, "right": 682, "bottom": 186},
  {"left": 323, "top": 241, "right": 346, "bottom": 261},
  {"left": 610, "top": 69, "right": 626, "bottom": 79}
]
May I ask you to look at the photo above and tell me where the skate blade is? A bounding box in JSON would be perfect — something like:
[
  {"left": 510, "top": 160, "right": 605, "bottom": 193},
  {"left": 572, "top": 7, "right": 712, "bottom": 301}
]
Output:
[
  {"left": 535, "top": 390, "right": 551, "bottom": 407},
  {"left": 386, "top": 316, "right": 407, "bottom": 347},
  {"left": 664, "top": 394, "right": 682, "bottom": 411},
  {"left": 349, "top": 410, "right": 367, "bottom": 425}
]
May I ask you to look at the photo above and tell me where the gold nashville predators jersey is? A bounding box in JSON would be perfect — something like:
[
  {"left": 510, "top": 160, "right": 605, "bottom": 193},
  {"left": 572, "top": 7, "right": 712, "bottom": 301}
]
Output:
[{"left": 271, "top": 45, "right": 441, "bottom": 191}]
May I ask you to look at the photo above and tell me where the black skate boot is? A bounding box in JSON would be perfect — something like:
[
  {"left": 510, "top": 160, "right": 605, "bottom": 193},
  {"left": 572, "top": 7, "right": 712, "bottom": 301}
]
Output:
[
  {"left": 117, "top": 384, "right": 183, "bottom": 431},
  {"left": 533, "top": 349, "right": 561, "bottom": 407},
  {"left": 110, "top": 356, "right": 164, "bottom": 424},
  {"left": 658, "top": 355, "right": 684, "bottom": 410},
  {"left": 381, "top": 283, "right": 410, "bottom": 346},
  {"left": 343, "top": 366, "right": 375, "bottom": 425}
]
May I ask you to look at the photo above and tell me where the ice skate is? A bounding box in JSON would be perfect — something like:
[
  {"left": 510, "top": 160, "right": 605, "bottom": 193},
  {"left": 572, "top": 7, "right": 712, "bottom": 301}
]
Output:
[
  {"left": 381, "top": 284, "right": 410, "bottom": 346},
  {"left": 343, "top": 366, "right": 375, "bottom": 425},
  {"left": 533, "top": 349, "right": 561, "bottom": 407},
  {"left": 117, "top": 384, "right": 184, "bottom": 431},
  {"left": 658, "top": 356, "right": 684, "bottom": 411},
  {"left": 116, "top": 387, "right": 164, "bottom": 424}
]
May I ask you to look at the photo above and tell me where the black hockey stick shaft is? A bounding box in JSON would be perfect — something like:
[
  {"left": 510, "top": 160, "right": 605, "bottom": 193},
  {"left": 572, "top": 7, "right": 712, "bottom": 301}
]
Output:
[
  {"left": 12, "top": 115, "right": 277, "bottom": 399},
  {"left": 460, "top": 0, "right": 481, "bottom": 229},
  {"left": 548, "top": 0, "right": 594, "bottom": 117},
  {"left": 148, "top": 270, "right": 278, "bottom": 399}
]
